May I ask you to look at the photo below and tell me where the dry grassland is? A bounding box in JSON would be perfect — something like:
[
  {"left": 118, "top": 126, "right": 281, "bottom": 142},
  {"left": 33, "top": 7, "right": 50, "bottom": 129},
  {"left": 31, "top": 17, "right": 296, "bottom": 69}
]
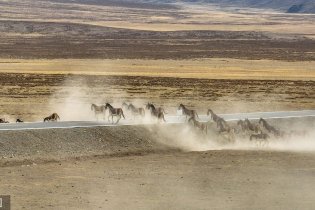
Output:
[{"left": 0, "top": 59, "right": 314, "bottom": 80}]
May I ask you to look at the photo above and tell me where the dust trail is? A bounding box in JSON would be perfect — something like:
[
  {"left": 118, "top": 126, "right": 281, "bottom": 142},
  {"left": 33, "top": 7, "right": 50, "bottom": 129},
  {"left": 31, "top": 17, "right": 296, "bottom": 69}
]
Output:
[
  {"left": 151, "top": 116, "right": 315, "bottom": 153},
  {"left": 46, "top": 77, "right": 163, "bottom": 123},
  {"left": 48, "top": 81, "right": 96, "bottom": 121},
  {"left": 46, "top": 75, "right": 130, "bottom": 122},
  {"left": 266, "top": 131, "right": 315, "bottom": 152},
  {"left": 45, "top": 77, "right": 315, "bottom": 153}
]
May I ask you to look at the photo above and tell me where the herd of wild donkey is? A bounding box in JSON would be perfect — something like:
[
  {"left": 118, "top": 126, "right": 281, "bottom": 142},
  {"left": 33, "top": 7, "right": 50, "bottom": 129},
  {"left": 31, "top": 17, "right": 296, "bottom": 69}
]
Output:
[
  {"left": 89, "top": 102, "right": 307, "bottom": 144},
  {"left": 0, "top": 102, "right": 307, "bottom": 145}
]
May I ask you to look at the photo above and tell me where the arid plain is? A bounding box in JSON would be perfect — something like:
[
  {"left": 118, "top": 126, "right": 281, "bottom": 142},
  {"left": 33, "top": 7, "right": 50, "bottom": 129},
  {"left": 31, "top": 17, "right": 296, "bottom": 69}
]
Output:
[{"left": 0, "top": 0, "right": 315, "bottom": 209}]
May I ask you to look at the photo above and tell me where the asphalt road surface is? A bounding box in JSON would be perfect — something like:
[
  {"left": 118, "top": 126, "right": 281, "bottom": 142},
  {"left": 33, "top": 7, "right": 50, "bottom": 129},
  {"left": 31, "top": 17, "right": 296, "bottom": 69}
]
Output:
[{"left": 0, "top": 110, "right": 314, "bottom": 131}]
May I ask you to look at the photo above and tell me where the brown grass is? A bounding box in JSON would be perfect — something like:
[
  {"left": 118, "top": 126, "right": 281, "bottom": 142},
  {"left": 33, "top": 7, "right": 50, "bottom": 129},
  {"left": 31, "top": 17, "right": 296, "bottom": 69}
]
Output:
[{"left": 0, "top": 59, "right": 314, "bottom": 80}]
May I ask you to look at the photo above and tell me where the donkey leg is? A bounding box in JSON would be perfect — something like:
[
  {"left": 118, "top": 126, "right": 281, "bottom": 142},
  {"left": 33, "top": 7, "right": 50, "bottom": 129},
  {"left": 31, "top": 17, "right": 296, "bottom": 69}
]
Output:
[{"left": 116, "top": 116, "right": 121, "bottom": 124}]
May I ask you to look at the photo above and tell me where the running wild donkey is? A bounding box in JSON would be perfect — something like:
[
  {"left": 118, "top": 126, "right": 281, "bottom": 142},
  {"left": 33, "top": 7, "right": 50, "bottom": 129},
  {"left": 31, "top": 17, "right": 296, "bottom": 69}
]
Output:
[
  {"left": 44, "top": 113, "right": 60, "bottom": 122},
  {"left": 188, "top": 116, "right": 207, "bottom": 134},
  {"left": 91, "top": 103, "right": 106, "bottom": 120},
  {"left": 146, "top": 103, "right": 166, "bottom": 122},
  {"left": 127, "top": 103, "right": 145, "bottom": 119},
  {"left": 178, "top": 104, "right": 199, "bottom": 121},
  {"left": 105, "top": 103, "right": 125, "bottom": 124}
]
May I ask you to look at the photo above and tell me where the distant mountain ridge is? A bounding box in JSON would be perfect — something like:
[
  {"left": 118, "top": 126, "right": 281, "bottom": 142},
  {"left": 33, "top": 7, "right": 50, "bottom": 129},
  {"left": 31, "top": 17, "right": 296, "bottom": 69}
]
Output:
[
  {"left": 51, "top": 0, "right": 315, "bottom": 13},
  {"left": 137, "top": 0, "right": 315, "bottom": 13},
  {"left": 190, "top": 0, "right": 315, "bottom": 13}
]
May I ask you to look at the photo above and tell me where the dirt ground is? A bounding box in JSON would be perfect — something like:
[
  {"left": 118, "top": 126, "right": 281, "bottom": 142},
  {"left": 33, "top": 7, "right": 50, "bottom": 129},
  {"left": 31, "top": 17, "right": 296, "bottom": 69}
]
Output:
[{"left": 2, "top": 151, "right": 315, "bottom": 210}]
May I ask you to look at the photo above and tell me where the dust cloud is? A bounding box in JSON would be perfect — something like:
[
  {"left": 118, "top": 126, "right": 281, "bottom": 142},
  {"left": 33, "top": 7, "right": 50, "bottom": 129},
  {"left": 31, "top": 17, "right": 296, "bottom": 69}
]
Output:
[
  {"left": 154, "top": 121, "right": 315, "bottom": 153},
  {"left": 45, "top": 77, "right": 315, "bottom": 153},
  {"left": 145, "top": 105, "right": 315, "bottom": 153},
  {"left": 47, "top": 77, "right": 158, "bottom": 123}
]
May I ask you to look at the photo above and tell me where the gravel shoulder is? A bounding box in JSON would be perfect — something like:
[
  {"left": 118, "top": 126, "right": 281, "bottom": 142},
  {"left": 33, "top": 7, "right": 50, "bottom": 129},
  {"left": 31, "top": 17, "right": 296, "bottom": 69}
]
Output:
[{"left": 0, "top": 125, "right": 179, "bottom": 167}]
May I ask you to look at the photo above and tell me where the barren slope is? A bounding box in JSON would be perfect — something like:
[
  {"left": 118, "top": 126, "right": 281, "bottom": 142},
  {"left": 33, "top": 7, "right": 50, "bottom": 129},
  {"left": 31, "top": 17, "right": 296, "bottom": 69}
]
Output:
[{"left": 0, "top": 20, "right": 314, "bottom": 60}]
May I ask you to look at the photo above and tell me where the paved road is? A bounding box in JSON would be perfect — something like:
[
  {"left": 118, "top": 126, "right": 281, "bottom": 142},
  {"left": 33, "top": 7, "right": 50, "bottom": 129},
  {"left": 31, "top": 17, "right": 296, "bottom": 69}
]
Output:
[{"left": 0, "top": 110, "right": 314, "bottom": 131}]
